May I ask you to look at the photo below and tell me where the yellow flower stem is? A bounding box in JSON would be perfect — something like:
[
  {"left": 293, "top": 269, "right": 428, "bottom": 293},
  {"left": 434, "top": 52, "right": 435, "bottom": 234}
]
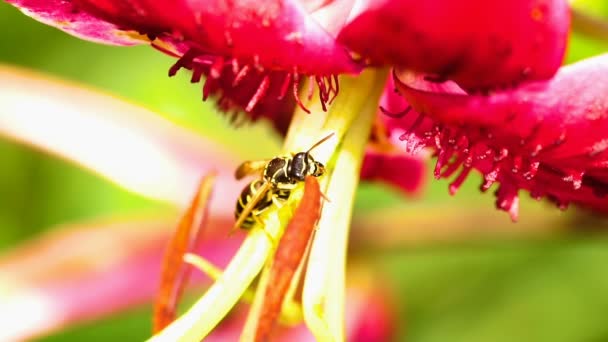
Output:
[
  {"left": 302, "top": 69, "right": 389, "bottom": 342},
  {"left": 183, "top": 253, "right": 256, "bottom": 303},
  {"left": 184, "top": 253, "right": 302, "bottom": 323}
]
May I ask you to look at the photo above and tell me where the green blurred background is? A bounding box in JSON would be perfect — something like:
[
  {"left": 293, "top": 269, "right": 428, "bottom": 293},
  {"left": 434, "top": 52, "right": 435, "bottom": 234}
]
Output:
[{"left": 1, "top": 1, "right": 608, "bottom": 341}]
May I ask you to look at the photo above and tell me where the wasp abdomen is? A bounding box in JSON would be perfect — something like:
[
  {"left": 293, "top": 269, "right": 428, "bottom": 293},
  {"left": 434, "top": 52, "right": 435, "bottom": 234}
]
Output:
[{"left": 234, "top": 179, "right": 291, "bottom": 229}]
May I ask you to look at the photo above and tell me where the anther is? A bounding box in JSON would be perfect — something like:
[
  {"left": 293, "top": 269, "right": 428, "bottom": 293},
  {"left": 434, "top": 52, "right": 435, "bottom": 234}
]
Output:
[
  {"left": 292, "top": 71, "right": 310, "bottom": 114},
  {"left": 231, "top": 58, "right": 240, "bottom": 74},
  {"left": 246, "top": 76, "right": 271, "bottom": 112},
  {"left": 210, "top": 57, "right": 225, "bottom": 79},
  {"left": 440, "top": 155, "right": 463, "bottom": 179},
  {"left": 191, "top": 68, "right": 203, "bottom": 83},
  {"left": 449, "top": 167, "right": 472, "bottom": 195},
  {"left": 307, "top": 76, "right": 314, "bottom": 100},
  {"left": 169, "top": 48, "right": 198, "bottom": 77},
  {"left": 277, "top": 73, "right": 292, "bottom": 100},
  {"left": 202, "top": 78, "right": 214, "bottom": 101},
  {"left": 232, "top": 64, "right": 251, "bottom": 87}
]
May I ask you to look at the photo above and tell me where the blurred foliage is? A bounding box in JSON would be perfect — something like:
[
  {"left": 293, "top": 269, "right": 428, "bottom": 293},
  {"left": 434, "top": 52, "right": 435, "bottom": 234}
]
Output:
[
  {"left": 0, "top": 1, "right": 607, "bottom": 341},
  {"left": 568, "top": 0, "right": 608, "bottom": 63}
]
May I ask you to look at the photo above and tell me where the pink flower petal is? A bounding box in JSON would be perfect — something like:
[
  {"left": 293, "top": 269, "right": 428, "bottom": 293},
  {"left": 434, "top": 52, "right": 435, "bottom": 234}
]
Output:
[
  {"left": 0, "top": 64, "right": 242, "bottom": 209},
  {"left": 344, "top": 285, "right": 396, "bottom": 342},
  {"left": 393, "top": 54, "right": 608, "bottom": 219},
  {"left": 0, "top": 217, "right": 242, "bottom": 341},
  {"left": 5, "top": 0, "right": 149, "bottom": 45},
  {"left": 338, "top": 0, "right": 570, "bottom": 89},
  {"left": 0, "top": 216, "right": 396, "bottom": 341}
]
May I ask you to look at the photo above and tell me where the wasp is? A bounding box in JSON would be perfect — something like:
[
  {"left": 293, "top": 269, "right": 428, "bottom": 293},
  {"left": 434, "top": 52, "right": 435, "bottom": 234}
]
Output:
[{"left": 233, "top": 133, "right": 334, "bottom": 231}]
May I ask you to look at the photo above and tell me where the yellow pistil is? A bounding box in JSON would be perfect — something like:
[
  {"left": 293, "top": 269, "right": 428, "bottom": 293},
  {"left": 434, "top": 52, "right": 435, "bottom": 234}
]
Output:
[{"left": 299, "top": 69, "right": 389, "bottom": 342}]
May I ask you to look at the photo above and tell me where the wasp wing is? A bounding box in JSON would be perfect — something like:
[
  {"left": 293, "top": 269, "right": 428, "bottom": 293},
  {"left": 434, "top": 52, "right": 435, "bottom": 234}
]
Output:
[
  {"left": 231, "top": 181, "right": 272, "bottom": 233},
  {"left": 234, "top": 160, "right": 270, "bottom": 180}
]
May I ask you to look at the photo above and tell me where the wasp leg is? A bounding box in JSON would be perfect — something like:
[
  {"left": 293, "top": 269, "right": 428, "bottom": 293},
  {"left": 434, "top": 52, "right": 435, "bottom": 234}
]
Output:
[
  {"left": 271, "top": 196, "right": 285, "bottom": 209},
  {"left": 252, "top": 213, "right": 264, "bottom": 226}
]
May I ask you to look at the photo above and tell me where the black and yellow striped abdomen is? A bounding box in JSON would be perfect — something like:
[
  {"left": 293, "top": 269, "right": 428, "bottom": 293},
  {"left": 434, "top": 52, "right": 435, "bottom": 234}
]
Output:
[{"left": 234, "top": 179, "right": 291, "bottom": 229}]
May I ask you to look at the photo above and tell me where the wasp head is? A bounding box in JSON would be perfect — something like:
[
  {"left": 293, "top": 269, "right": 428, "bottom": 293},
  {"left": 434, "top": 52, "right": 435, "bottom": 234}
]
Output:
[
  {"left": 310, "top": 159, "right": 325, "bottom": 177},
  {"left": 305, "top": 153, "right": 325, "bottom": 178},
  {"left": 290, "top": 152, "right": 325, "bottom": 181}
]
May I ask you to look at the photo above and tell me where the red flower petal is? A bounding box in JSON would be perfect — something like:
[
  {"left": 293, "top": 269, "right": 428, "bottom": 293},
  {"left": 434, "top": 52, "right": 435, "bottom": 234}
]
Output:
[
  {"left": 358, "top": 78, "right": 429, "bottom": 195},
  {"left": 183, "top": 0, "right": 359, "bottom": 75},
  {"left": 76, "top": 0, "right": 360, "bottom": 73},
  {"left": 338, "top": 0, "right": 570, "bottom": 89},
  {"left": 345, "top": 286, "right": 396, "bottom": 342},
  {"left": 7, "top": 0, "right": 360, "bottom": 77},
  {"left": 7, "top": 0, "right": 361, "bottom": 117},
  {"left": 361, "top": 148, "right": 427, "bottom": 195},
  {"left": 5, "top": 0, "right": 149, "bottom": 45},
  {"left": 393, "top": 54, "right": 608, "bottom": 219}
]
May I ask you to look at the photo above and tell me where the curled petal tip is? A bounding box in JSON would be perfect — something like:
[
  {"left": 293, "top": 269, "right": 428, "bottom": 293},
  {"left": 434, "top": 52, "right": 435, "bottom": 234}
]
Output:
[
  {"left": 6, "top": 0, "right": 149, "bottom": 45},
  {"left": 361, "top": 149, "right": 427, "bottom": 195},
  {"left": 392, "top": 54, "right": 608, "bottom": 216}
]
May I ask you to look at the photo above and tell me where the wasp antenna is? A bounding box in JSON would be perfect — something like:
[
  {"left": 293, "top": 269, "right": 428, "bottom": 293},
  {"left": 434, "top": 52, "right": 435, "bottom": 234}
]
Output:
[{"left": 306, "top": 132, "right": 335, "bottom": 154}]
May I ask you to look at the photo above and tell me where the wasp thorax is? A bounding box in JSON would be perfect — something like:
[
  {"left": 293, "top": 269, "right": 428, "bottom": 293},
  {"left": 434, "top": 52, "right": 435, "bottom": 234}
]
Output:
[
  {"left": 288, "top": 153, "right": 307, "bottom": 181},
  {"left": 263, "top": 157, "right": 292, "bottom": 185}
]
